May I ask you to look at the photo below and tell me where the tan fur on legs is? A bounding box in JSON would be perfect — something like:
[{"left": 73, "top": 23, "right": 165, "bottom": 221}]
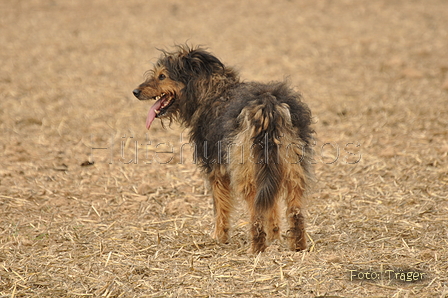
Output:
[
  {"left": 250, "top": 213, "right": 267, "bottom": 253},
  {"left": 209, "top": 168, "right": 233, "bottom": 244},
  {"left": 244, "top": 189, "right": 267, "bottom": 253},
  {"left": 266, "top": 200, "right": 281, "bottom": 244},
  {"left": 285, "top": 176, "right": 307, "bottom": 251},
  {"left": 277, "top": 121, "right": 309, "bottom": 251}
]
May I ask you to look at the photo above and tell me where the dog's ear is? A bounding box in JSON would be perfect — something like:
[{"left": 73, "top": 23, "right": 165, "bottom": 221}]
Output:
[{"left": 183, "top": 49, "right": 225, "bottom": 77}]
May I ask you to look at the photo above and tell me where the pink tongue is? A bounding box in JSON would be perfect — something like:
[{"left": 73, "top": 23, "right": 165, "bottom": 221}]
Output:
[{"left": 146, "top": 99, "right": 163, "bottom": 130}]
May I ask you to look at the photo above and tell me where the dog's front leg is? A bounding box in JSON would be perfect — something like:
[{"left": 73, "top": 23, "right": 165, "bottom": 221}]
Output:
[{"left": 209, "top": 171, "right": 233, "bottom": 244}]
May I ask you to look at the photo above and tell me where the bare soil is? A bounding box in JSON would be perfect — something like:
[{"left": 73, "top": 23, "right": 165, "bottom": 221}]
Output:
[{"left": 1, "top": 0, "right": 447, "bottom": 297}]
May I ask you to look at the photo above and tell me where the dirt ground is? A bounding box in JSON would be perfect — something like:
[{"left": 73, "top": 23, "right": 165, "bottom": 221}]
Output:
[{"left": 1, "top": 0, "right": 447, "bottom": 297}]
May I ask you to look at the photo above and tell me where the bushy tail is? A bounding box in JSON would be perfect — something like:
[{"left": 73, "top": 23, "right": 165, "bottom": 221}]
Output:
[{"left": 250, "top": 96, "right": 284, "bottom": 212}]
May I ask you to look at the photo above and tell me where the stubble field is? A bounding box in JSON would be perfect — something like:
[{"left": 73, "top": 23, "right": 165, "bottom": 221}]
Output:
[{"left": 1, "top": 0, "right": 447, "bottom": 297}]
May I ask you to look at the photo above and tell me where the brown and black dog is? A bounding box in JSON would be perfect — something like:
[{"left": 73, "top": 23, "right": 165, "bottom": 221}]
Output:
[{"left": 133, "top": 45, "right": 314, "bottom": 253}]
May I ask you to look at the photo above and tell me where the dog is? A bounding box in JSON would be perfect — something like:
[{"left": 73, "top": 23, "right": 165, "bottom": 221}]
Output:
[{"left": 133, "top": 45, "right": 314, "bottom": 253}]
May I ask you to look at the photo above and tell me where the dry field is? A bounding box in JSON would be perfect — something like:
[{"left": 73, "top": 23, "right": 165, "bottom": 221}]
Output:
[{"left": 1, "top": 0, "right": 448, "bottom": 297}]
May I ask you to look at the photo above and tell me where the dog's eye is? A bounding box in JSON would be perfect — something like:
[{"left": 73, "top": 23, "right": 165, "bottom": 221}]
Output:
[{"left": 158, "top": 74, "right": 166, "bottom": 80}]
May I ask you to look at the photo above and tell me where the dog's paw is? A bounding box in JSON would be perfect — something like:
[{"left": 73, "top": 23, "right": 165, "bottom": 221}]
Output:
[{"left": 211, "top": 227, "right": 230, "bottom": 244}]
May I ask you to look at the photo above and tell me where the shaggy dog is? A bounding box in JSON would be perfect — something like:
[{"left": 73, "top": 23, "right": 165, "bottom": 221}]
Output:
[{"left": 133, "top": 45, "right": 314, "bottom": 253}]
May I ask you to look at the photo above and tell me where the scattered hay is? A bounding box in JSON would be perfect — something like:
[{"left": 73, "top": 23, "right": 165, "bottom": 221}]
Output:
[{"left": 1, "top": 0, "right": 447, "bottom": 297}]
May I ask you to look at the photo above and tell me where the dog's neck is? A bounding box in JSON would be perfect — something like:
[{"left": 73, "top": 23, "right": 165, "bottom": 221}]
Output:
[{"left": 179, "top": 68, "right": 240, "bottom": 127}]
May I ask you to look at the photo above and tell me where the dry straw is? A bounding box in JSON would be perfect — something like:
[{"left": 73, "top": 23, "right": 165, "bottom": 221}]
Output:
[{"left": 1, "top": 0, "right": 447, "bottom": 297}]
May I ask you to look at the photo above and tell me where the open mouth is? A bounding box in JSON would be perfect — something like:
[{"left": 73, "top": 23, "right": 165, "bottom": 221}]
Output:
[
  {"left": 153, "top": 93, "right": 174, "bottom": 116},
  {"left": 146, "top": 93, "right": 175, "bottom": 129}
]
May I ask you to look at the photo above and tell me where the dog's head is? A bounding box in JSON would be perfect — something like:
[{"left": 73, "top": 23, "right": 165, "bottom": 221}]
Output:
[{"left": 133, "top": 45, "right": 225, "bottom": 129}]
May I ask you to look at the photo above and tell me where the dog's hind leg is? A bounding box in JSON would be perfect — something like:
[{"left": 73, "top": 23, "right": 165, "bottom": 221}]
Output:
[
  {"left": 247, "top": 191, "right": 268, "bottom": 253},
  {"left": 209, "top": 169, "right": 233, "bottom": 244},
  {"left": 234, "top": 176, "right": 268, "bottom": 253},
  {"left": 285, "top": 173, "right": 307, "bottom": 251},
  {"left": 266, "top": 200, "right": 281, "bottom": 244}
]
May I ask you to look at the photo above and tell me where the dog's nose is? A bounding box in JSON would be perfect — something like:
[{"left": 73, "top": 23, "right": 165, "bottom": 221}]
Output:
[{"left": 133, "top": 89, "right": 141, "bottom": 98}]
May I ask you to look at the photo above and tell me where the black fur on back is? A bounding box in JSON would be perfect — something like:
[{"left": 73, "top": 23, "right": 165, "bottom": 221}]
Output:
[{"left": 159, "top": 46, "right": 314, "bottom": 211}]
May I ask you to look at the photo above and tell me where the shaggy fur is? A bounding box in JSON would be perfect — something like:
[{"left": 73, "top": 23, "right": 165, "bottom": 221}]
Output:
[{"left": 133, "top": 45, "right": 314, "bottom": 253}]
